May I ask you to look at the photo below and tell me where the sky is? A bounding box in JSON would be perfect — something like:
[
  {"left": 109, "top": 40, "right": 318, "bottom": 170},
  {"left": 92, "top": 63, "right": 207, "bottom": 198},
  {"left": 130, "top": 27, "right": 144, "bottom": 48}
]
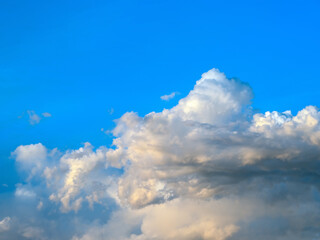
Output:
[{"left": 1, "top": 0, "right": 320, "bottom": 239}]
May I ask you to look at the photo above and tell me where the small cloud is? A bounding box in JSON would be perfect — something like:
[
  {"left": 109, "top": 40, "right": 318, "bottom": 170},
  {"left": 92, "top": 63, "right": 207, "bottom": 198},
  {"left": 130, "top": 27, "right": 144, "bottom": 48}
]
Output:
[
  {"left": 23, "top": 110, "right": 51, "bottom": 125},
  {"left": 160, "top": 92, "right": 178, "bottom": 101},
  {"left": 37, "top": 201, "right": 43, "bottom": 210},
  {"left": 0, "top": 217, "right": 11, "bottom": 232},
  {"left": 42, "top": 112, "right": 51, "bottom": 118},
  {"left": 17, "top": 112, "right": 25, "bottom": 119},
  {"left": 15, "top": 186, "right": 36, "bottom": 198},
  {"left": 27, "top": 110, "right": 41, "bottom": 125},
  {"left": 21, "top": 226, "right": 44, "bottom": 239},
  {"left": 2, "top": 184, "right": 8, "bottom": 188},
  {"left": 101, "top": 128, "right": 112, "bottom": 134},
  {"left": 108, "top": 108, "right": 114, "bottom": 115}
]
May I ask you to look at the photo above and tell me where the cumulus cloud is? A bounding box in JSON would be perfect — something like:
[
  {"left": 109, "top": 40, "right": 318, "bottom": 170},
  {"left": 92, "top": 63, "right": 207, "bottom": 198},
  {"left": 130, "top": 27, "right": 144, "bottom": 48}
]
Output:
[
  {"left": 7, "top": 68, "right": 320, "bottom": 239},
  {"left": 12, "top": 143, "right": 48, "bottom": 180},
  {"left": 160, "top": 92, "right": 178, "bottom": 101},
  {"left": 45, "top": 142, "right": 118, "bottom": 212}
]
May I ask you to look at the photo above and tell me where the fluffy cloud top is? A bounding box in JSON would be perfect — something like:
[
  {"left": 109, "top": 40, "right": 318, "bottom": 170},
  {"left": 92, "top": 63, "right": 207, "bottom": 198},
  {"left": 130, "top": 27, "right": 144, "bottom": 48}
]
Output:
[
  {"left": 12, "top": 143, "right": 48, "bottom": 180},
  {"left": 45, "top": 143, "right": 116, "bottom": 212},
  {"left": 7, "top": 68, "right": 320, "bottom": 240}
]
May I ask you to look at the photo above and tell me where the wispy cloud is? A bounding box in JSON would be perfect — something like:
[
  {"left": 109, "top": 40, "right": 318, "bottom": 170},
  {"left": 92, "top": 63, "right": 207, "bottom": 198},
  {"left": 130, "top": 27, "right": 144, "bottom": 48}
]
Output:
[
  {"left": 108, "top": 108, "right": 114, "bottom": 115},
  {"left": 160, "top": 92, "right": 178, "bottom": 101},
  {"left": 27, "top": 110, "right": 41, "bottom": 125},
  {"left": 41, "top": 112, "right": 51, "bottom": 118},
  {"left": 24, "top": 110, "right": 51, "bottom": 125}
]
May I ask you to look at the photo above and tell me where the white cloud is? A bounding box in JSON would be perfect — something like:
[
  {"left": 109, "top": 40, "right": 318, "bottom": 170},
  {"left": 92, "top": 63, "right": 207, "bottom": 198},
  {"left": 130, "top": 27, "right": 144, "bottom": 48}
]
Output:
[
  {"left": 44, "top": 142, "right": 117, "bottom": 212},
  {"left": 8, "top": 68, "right": 320, "bottom": 239},
  {"left": 74, "top": 199, "right": 244, "bottom": 240},
  {"left": 15, "top": 186, "right": 36, "bottom": 198},
  {"left": 160, "top": 92, "right": 178, "bottom": 101},
  {"left": 171, "top": 68, "right": 252, "bottom": 124},
  {"left": 12, "top": 143, "right": 48, "bottom": 180},
  {"left": 131, "top": 199, "right": 244, "bottom": 240},
  {"left": 13, "top": 143, "right": 47, "bottom": 165}
]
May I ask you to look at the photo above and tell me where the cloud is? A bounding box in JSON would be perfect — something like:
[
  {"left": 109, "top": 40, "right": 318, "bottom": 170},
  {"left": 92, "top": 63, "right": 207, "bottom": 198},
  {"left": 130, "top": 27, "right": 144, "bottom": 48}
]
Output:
[
  {"left": 160, "top": 92, "right": 178, "bottom": 101},
  {"left": 108, "top": 108, "right": 114, "bottom": 115},
  {"left": 20, "top": 226, "right": 45, "bottom": 240},
  {"left": 45, "top": 142, "right": 117, "bottom": 212},
  {"left": 37, "top": 201, "right": 43, "bottom": 210},
  {"left": 12, "top": 143, "right": 48, "bottom": 180},
  {"left": 74, "top": 199, "right": 246, "bottom": 240},
  {"left": 0, "top": 217, "right": 11, "bottom": 232},
  {"left": 15, "top": 185, "right": 36, "bottom": 198},
  {"left": 42, "top": 112, "right": 52, "bottom": 118},
  {"left": 25, "top": 110, "right": 51, "bottom": 125},
  {"left": 27, "top": 110, "right": 41, "bottom": 125},
  {"left": 7, "top": 68, "right": 320, "bottom": 239}
]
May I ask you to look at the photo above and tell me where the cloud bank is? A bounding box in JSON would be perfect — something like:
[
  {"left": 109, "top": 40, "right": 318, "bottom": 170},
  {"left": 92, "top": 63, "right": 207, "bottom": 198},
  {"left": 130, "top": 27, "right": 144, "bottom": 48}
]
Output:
[{"left": 4, "top": 68, "right": 320, "bottom": 239}]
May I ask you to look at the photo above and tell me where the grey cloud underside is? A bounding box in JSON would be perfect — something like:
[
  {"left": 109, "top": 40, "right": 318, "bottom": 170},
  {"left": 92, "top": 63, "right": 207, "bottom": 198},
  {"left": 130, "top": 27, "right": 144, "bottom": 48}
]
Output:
[{"left": 5, "top": 69, "right": 320, "bottom": 239}]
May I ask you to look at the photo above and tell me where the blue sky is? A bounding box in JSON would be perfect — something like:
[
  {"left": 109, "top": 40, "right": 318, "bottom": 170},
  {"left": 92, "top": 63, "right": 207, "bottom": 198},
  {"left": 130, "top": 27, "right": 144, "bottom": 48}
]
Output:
[
  {"left": 1, "top": 1, "right": 320, "bottom": 239},
  {"left": 1, "top": 0, "right": 319, "bottom": 185},
  {"left": 2, "top": 0, "right": 320, "bottom": 150}
]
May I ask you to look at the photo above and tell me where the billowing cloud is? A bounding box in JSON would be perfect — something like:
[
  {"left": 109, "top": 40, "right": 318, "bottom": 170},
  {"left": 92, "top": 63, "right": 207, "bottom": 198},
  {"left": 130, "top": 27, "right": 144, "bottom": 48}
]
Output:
[
  {"left": 45, "top": 142, "right": 118, "bottom": 212},
  {"left": 7, "top": 68, "right": 320, "bottom": 239}
]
